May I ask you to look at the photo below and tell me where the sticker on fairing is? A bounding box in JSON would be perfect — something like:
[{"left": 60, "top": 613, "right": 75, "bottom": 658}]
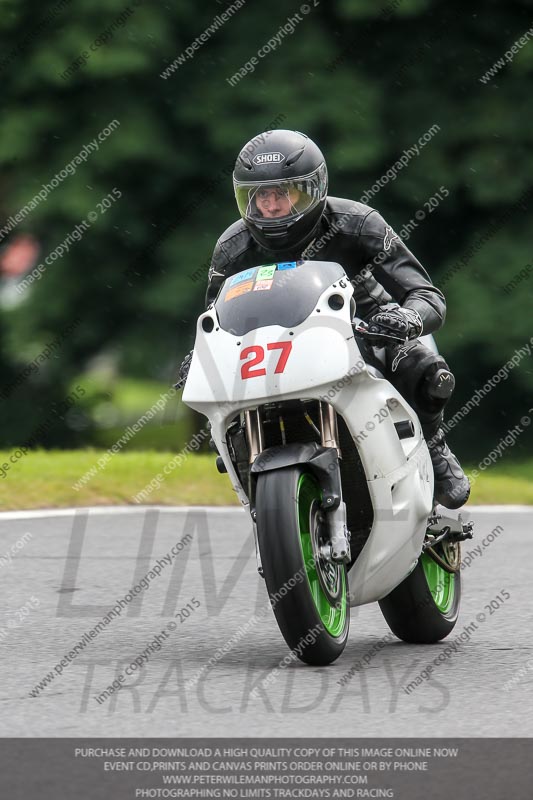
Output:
[
  {"left": 256, "top": 265, "right": 277, "bottom": 280},
  {"left": 277, "top": 261, "right": 298, "bottom": 270},
  {"left": 225, "top": 281, "right": 254, "bottom": 301},
  {"left": 253, "top": 279, "right": 273, "bottom": 292},
  {"left": 229, "top": 268, "right": 256, "bottom": 286}
]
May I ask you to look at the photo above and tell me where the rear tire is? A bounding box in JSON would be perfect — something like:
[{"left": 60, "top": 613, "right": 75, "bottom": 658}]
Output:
[
  {"left": 256, "top": 467, "right": 349, "bottom": 665},
  {"left": 378, "top": 544, "right": 461, "bottom": 643}
]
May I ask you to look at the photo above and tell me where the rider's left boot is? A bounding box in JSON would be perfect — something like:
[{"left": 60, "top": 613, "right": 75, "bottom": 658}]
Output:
[
  {"left": 417, "top": 367, "right": 470, "bottom": 509},
  {"left": 427, "top": 427, "right": 471, "bottom": 509}
]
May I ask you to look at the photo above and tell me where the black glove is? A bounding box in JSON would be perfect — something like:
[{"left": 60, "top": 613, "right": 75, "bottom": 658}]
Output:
[
  {"left": 364, "top": 307, "right": 423, "bottom": 342},
  {"left": 175, "top": 350, "right": 193, "bottom": 389}
]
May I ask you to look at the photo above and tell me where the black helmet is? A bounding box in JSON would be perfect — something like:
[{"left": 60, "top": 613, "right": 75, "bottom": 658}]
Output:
[{"left": 233, "top": 130, "right": 328, "bottom": 252}]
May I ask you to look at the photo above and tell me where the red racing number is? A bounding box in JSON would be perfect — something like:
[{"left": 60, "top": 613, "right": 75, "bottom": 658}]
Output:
[
  {"left": 240, "top": 345, "right": 266, "bottom": 379},
  {"left": 240, "top": 341, "right": 293, "bottom": 380}
]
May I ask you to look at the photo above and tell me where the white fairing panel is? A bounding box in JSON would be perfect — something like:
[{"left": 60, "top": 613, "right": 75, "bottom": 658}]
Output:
[{"left": 183, "top": 263, "right": 433, "bottom": 606}]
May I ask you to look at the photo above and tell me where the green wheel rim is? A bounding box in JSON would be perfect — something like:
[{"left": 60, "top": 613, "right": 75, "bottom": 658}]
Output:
[
  {"left": 421, "top": 552, "right": 455, "bottom": 614},
  {"left": 297, "top": 473, "right": 347, "bottom": 637}
]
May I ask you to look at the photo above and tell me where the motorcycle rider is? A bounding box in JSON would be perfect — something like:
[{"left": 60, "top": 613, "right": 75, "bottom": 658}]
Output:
[{"left": 181, "top": 130, "right": 470, "bottom": 509}]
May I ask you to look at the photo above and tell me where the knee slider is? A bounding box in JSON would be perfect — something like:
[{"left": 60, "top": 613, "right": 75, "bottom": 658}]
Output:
[
  {"left": 426, "top": 367, "right": 455, "bottom": 401},
  {"left": 385, "top": 342, "right": 454, "bottom": 413},
  {"left": 420, "top": 357, "right": 455, "bottom": 409}
]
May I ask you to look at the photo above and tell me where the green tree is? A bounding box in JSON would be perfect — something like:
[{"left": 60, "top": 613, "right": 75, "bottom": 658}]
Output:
[{"left": 0, "top": 0, "right": 531, "bottom": 458}]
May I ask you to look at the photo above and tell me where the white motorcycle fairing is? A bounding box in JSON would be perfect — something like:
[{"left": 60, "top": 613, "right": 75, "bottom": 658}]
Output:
[{"left": 183, "top": 261, "right": 434, "bottom": 607}]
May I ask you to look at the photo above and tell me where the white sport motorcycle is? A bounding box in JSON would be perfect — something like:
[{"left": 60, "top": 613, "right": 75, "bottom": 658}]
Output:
[{"left": 183, "top": 259, "right": 473, "bottom": 665}]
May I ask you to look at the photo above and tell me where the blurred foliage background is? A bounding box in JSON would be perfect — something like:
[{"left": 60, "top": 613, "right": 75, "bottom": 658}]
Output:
[{"left": 0, "top": 0, "right": 532, "bottom": 460}]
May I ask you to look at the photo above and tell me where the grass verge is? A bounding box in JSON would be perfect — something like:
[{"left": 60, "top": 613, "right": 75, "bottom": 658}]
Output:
[
  {"left": 0, "top": 450, "right": 236, "bottom": 510},
  {"left": 0, "top": 450, "right": 532, "bottom": 511}
]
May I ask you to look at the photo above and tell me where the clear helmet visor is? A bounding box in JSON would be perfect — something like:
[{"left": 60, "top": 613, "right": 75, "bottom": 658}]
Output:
[{"left": 234, "top": 163, "right": 327, "bottom": 227}]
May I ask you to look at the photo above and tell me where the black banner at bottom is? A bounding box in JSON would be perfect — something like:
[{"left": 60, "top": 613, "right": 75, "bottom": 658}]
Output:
[{"left": 1, "top": 738, "right": 531, "bottom": 799}]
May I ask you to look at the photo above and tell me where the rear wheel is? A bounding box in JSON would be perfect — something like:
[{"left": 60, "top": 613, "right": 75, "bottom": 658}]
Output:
[
  {"left": 256, "top": 467, "right": 349, "bottom": 665},
  {"left": 378, "top": 539, "right": 461, "bottom": 643}
]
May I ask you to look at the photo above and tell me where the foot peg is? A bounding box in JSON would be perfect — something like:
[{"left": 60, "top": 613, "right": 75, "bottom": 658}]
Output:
[
  {"left": 452, "top": 520, "right": 474, "bottom": 542},
  {"left": 424, "top": 512, "right": 474, "bottom": 551}
]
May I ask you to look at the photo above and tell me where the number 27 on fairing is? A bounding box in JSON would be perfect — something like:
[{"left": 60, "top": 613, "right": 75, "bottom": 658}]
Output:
[{"left": 240, "top": 341, "right": 293, "bottom": 379}]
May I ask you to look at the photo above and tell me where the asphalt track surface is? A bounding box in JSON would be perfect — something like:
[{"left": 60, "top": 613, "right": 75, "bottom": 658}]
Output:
[{"left": 1, "top": 505, "right": 531, "bottom": 737}]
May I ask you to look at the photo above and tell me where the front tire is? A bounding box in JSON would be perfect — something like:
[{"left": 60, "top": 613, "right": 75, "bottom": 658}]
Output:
[
  {"left": 378, "top": 542, "right": 461, "bottom": 643},
  {"left": 256, "top": 467, "right": 349, "bottom": 665}
]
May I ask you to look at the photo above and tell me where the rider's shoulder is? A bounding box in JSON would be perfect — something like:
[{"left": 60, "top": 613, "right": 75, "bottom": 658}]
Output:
[
  {"left": 214, "top": 218, "right": 253, "bottom": 259},
  {"left": 324, "top": 196, "right": 377, "bottom": 234}
]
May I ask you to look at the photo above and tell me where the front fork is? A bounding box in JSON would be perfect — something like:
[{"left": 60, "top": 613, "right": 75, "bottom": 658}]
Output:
[
  {"left": 245, "top": 402, "right": 351, "bottom": 575},
  {"left": 244, "top": 409, "right": 265, "bottom": 576}
]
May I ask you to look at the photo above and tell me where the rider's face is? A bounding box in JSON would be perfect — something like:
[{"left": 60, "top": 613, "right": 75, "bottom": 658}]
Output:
[{"left": 255, "top": 186, "right": 300, "bottom": 218}]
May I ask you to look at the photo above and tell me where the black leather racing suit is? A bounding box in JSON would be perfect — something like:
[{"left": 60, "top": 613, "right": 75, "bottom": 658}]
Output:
[
  {"left": 205, "top": 196, "right": 451, "bottom": 440},
  {"left": 206, "top": 197, "right": 444, "bottom": 325}
]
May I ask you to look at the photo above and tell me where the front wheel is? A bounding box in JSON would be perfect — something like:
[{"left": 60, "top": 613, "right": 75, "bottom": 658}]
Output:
[
  {"left": 378, "top": 541, "right": 461, "bottom": 643},
  {"left": 256, "top": 467, "right": 349, "bottom": 665}
]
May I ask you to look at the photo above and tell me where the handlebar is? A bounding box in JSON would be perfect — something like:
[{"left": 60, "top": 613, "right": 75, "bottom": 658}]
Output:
[{"left": 354, "top": 322, "right": 408, "bottom": 345}]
